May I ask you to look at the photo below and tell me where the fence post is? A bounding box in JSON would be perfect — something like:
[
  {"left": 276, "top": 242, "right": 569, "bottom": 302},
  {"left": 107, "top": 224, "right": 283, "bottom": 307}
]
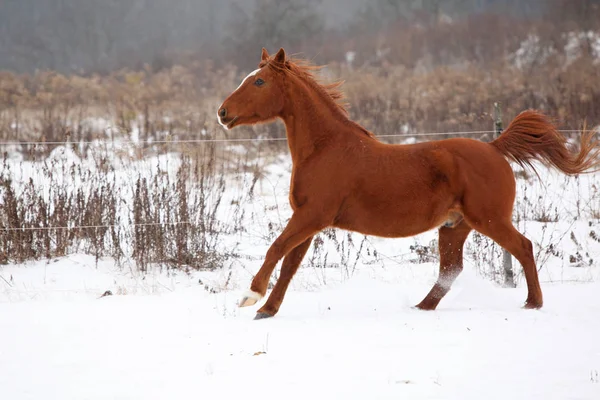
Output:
[{"left": 494, "top": 102, "right": 516, "bottom": 288}]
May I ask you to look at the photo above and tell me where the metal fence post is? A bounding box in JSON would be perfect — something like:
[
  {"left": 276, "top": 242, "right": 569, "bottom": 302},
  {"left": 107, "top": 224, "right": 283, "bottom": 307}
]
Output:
[{"left": 494, "top": 102, "right": 516, "bottom": 288}]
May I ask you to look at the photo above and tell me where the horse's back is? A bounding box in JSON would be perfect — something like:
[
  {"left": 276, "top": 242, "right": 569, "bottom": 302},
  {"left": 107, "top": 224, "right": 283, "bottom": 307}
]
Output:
[
  {"left": 434, "top": 137, "right": 513, "bottom": 173},
  {"left": 373, "top": 136, "right": 514, "bottom": 190},
  {"left": 330, "top": 137, "right": 508, "bottom": 236}
]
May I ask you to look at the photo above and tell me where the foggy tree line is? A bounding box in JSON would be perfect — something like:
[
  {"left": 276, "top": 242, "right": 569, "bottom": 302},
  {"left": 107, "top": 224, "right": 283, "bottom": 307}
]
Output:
[
  {"left": 0, "top": 0, "right": 234, "bottom": 73},
  {"left": 0, "top": 0, "right": 598, "bottom": 74}
]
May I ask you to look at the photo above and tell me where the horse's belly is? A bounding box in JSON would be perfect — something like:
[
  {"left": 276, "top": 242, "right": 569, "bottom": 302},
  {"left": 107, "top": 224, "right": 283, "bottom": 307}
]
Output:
[
  {"left": 333, "top": 195, "right": 457, "bottom": 238},
  {"left": 334, "top": 215, "right": 439, "bottom": 238}
]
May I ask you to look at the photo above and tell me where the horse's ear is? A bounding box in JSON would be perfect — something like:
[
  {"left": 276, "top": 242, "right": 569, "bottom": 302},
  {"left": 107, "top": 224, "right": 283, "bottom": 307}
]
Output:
[
  {"left": 261, "top": 47, "right": 269, "bottom": 61},
  {"left": 274, "top": 48, "right": 286, "bottom": 64}
]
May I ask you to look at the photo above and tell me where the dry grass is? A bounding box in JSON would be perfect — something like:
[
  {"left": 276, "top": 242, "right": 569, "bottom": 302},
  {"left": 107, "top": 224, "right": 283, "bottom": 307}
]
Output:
[
  {"left": 0, "top": 145, "right": 248, "bottom": 271},
  {"left": 336, "top": 59, "right": 600, "bottom": 138},
  {"left": 2, "top": 50, "right": 599, "bottom": 162},
  {"left": 1, "top": 20, "right": 600, "bottom": 276}
]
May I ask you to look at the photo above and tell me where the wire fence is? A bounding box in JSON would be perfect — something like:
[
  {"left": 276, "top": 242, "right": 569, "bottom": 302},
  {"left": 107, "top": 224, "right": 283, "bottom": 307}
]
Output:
[
  {"left": 0, "top": 221, "right": 191, "bottom": 232},
  {"left": 0, "top": 129, "right": 587, "bottom": 147},
  {"left": 0, "top": 127, "right": 593, "bottom": 233}
]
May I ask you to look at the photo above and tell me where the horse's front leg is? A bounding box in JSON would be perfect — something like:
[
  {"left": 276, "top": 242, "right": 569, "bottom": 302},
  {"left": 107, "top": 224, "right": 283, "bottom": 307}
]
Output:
[
  {"left": 238, "top": 208, "right": 328, "bottom": 311},
  {"left": 254, "top": 236, "right": 314, "bottom": 319}
]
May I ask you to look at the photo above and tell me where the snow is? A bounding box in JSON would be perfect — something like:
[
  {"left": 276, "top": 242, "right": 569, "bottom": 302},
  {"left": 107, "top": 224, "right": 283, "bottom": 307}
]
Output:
[
  {"left": 511, "top": 34, "right": 556, "bottom": 69},
  {"left": 511, "top": 31, "right": 600, "bottom": 69},
  {"left": 1, "top": 255, "right": 600, "bottom": 399},
  {"left": 2, "top": 146, "right": 600, "bottom": 399},
  {"left": 565, "top": 31, "right": 600, "bottom": 65}
]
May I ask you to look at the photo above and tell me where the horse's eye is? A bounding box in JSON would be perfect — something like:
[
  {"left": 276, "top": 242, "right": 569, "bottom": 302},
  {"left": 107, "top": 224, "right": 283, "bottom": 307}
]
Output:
[{"left": 254, "top": 78, "right": 265, "bottom": 87}]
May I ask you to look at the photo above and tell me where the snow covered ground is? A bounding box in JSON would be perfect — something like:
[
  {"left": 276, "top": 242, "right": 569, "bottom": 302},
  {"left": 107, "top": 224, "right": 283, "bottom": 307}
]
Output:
[
  {"left": 2, "top": 144, "right": 600, "bottom": 399},
  {"left": 1, "top": 255, "right": 599, "bottom": 399}
]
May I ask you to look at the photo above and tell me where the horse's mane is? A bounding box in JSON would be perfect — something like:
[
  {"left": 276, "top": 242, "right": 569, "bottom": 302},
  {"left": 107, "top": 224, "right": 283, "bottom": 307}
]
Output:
[
  {"left": 260, "top": 55, "right": 375, "bottom": 139},
  {"left": 260, "top": 56, "right": 348, "bottom": 114}
]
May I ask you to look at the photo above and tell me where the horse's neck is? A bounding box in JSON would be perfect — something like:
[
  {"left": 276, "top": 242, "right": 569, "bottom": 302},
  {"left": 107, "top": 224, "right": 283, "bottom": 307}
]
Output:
[{"left": 281, "top": 90, "right": 348, "bottom": 165}]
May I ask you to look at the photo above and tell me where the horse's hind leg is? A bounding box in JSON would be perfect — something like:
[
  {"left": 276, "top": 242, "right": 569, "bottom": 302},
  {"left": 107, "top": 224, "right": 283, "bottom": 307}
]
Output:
[
  {"left": 415, "top": 220, "right": 472, "bottom": 310},
  {"left": 255, "top": 236, "right": 314, "bottom": 319},
  {"left": 465, "top": 215, "right": 543, "bottom": 309}
]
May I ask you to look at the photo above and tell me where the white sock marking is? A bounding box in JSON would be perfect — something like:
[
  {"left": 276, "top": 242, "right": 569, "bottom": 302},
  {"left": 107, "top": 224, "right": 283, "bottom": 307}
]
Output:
[{"left": 241, "top": 289, "right": 263, "bottom": 301}]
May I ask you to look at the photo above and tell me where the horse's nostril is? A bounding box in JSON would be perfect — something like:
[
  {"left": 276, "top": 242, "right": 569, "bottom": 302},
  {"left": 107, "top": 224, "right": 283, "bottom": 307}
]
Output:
[{"left": 218, "top": 108, "right": 227, "bottom": 118}]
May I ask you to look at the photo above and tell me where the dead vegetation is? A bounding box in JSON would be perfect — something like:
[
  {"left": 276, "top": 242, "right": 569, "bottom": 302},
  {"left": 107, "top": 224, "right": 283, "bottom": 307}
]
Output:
[
  {"left": 0, "top": 145, "right": 251, "bottom": 271},
  {"left": 1, "top": 52, "right": 598, "bottom": 162},
  {"left": 1, "top": 11, "right": 600, "bottom": 277}
]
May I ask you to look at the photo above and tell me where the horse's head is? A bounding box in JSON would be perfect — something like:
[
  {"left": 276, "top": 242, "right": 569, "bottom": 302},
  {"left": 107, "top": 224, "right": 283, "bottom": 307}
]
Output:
[{"left": 217, "top": 47, "right": 287, "bottom": 130}]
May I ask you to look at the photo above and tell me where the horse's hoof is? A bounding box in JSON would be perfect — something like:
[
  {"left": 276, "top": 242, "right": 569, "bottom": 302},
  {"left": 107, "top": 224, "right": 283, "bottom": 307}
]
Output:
[
  {"left": 254, "top": 312, "right": 273, "bottom": 320},
  {"left": 238, "top": 290, "right": 263, "bottom": 307},
  {"left": 523, "top": 301, "right": 543, "bottom": 310},
  {"left": 239, "top": 296, "right": 258, "bottom": 307},
  {"left": 413, "top": 302, "right": 435, "bottom": 311}
]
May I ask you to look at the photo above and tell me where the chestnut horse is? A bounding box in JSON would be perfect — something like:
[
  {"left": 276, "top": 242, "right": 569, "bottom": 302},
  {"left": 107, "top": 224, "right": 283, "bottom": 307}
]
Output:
[{"left": 218, "top": 47, "right": 600, "bottom": 319}]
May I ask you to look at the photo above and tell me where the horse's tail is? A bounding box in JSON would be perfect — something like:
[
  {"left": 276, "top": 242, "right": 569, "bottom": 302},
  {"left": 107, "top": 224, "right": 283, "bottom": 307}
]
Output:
[{"left": 490, "top": 109, "right": 600, "bottom": 177}]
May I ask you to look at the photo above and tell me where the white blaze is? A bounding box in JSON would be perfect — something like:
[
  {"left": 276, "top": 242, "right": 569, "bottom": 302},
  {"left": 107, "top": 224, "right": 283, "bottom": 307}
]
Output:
[
  {"left": 235, "top": 68, "right": 260, "bottom": 91},
  {"left": 217, "top": 69, "right": 261, "bottom": 130}
]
